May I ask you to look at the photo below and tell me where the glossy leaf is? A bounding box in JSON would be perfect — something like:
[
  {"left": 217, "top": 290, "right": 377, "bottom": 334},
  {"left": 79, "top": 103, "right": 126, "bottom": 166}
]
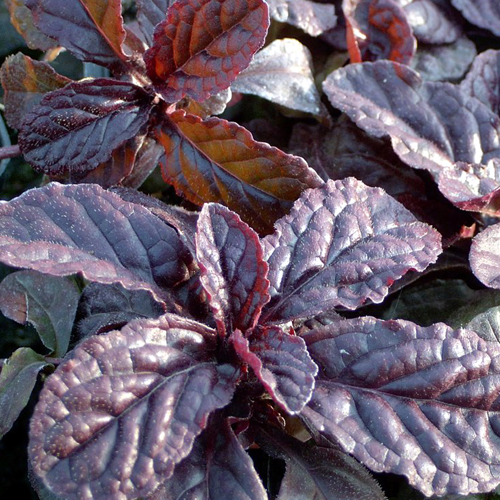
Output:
[
  {"left": 0, "top": 53, "right": 71, "bottom": 130},
  {"left": 399, "top": 0, "right": 462, "bottom": 44},
  {"left": 19, "top": 79, "right": 154, "bottom": 175},
  {"left": 144, "top": 0, "right": 269, "bottom": 102},
  {"left": 0, "top": 183, "right": 193, "bottom": 304},
  {"left": 461, "top": 49, "right": 500, "bottom": 115},
  {"left": 0, "top": 270, "right": 80, "bottom": 356},
  {"left": 266, "top": 0, "right": 337, "bottom": 36},
  {"left": 411, "top": 37, "right": 476, "bottom": 82},
  {"left": 151, "top": 413, "right": 266, "bottom": 500},
  {"left": 301, "top": 316, "right": 500, "bottom": 497},
  {"left": 261, "top": 178, "right": 442, "bottom": 324},
  {"left": 451, "top": 0, "right": 500, "bottom": 37},
  {"left": 344, "top": 0, "right": 416, "bottom": 65},
  {"left": 0, "top": 347, "right": 48, "bottom": 439},
  {"left": 196, "top": 203, "right": 269, "bottom": 336},
  {"left": 29, "top": 314, "right": 237, "bottom": 500},
  {"left": 136, "top": 0, "right": 174, "bottom": 46},
  {"left": 178, "top": 88, "right": 233, "bottom": 119},
  {"left": 231, "top": 327, "right": 317, "bottom": 413},
  {"left": 5, "top": 0, "right": 56, "bottom": 50},
  {"left": 232, "top": 38, "right": 324, "bottom": 117},
  {"left": 76, "top": 282, "right": 166, "bottom": 338},
  {"left": 323, "top": 60, "right": 500, "bottom": 213},
  {"left": 155, "top": 110, "right": 323, "bottom": 234},
  {"left": 470, "top": 222, "right": 500, "bottom": 289},
  {"left": 25, "top": 0, "right": 129, "bottom": 70},
  {"left": 255, "top": 426, "right": 386, "bottom": 500}
]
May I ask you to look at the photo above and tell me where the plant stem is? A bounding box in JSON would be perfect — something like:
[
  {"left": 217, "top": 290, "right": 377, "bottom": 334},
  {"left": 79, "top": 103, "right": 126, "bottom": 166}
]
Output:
[{"left": 0, "top": 144, "right": 21, "bottom": 161}]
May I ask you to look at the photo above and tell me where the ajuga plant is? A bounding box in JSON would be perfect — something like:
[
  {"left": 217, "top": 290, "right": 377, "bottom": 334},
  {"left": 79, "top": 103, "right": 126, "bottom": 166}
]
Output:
[{"left": 5, "top": 0, "right": 500, "bottom": 499}]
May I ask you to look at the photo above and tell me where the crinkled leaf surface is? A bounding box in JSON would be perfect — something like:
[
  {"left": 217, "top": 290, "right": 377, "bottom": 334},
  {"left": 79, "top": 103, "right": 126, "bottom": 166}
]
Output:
[
  {"left": 288, "top": 118, "right": 426, "bottom": 199},
  {"left": 144, "top": 0, "right": 269, "bottom": 102},
  {"left": 301, "top": 316, "right": 500, "bottom": 497},
  {"left": 76, "top": 282, "right": 166, "bottom": 338},
  {"left": 461, "top": 49, "right": 500, "bottom": 115},
  {"left": 399, "top": 0, "right": 462, "bottom": 44},
  {"left": 451, "top": 0, "right": 500, "bottom": 37},
  {"left": 470, "top": 222, "right": 500, "bottom": 289},
  {"left": 231, "top": 327, "right": 317, "bottom": 413},
  {"left": 344, "top": 0, "right": 416, "bottom": 65},
  {"left": 411, "top": 37, "right": 476, "bottom": 82},
  {"left": 151, "top": 413, "right": 266, "bottom": 500},
  {"left": 232, "top": 38, "right": 324, "bottom": 117},
  {"left": 266, "top": 0, "right": 336, "bottom": 36},
  {"left": 261, "top": 178, "right": 442, "bottom": 324},
  {"left": 29, "top": 314, "right": 238, "bottom": 500},
  {"left": 155, "top": 110, "right": 322, "bottom": 234},
  {"left": 323, "top": 60, "right": 500, "bottom": 212},
  {"left": 255, "top": 426, "right": 386, "bottom": 500},
  {"left": 25, "top": 0, "right": 129, "bottom": 69},
  {"left": 0, "top": 53, "right": 71, "bottom": 130},
  {"left": 136, "top": 0, "right": 174, "bottom": 46},
  {"left": 19, "top": 79, "right": 154, "bottom": 175},
  {"left": 0, "top": 270, "right": 80, "bottom": 356},
  {"left": 0, "top": 347, "right": 48, "bottom": 439},
  {"left": 196, "top": 203, "right": 269, "bottom": 335},
  {"left": 0, "top": 183, "right": 193, "bottom": 304},
  {"left": 5, "top": 0, "right": 56, "bottom": 50}
]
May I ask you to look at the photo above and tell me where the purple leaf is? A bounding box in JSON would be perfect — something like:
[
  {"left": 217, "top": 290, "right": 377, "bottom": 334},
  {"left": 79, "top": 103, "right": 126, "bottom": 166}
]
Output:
[
  {"left": 461, "top": 49, "right": 500, "bottom": 115},
  {"left": 255, "top": 426, "right": 386, "bottom": 500},
  {"left": 231, "top": 327, "right": 318, "bottom": 413},
  {"left": 323, "top": 60, "right": 500, "bottom": 213},
  {"left": 136, "top": 0, "right": 174, "bottom": 46},
  {"left": 232, "top": 39, "right": 325, "bottom": 118},
  {"left": 0, "top": 347, "right": 48, "bottom": 439},
  {"left": 76, "top": 283, "right": 166, "bottom": 338},
  {"left": 196, "top": 203, "right": 269, "bottom": 336},
  {"left": 25, "top": 0, "right": 129, "bottom": 70},
  {"left": 0, "top": 183, "right": 193, "bottom": 304},
  {"left": 399, "top": 0, "right": 462, "bottom": 44},
  {"left": 301, "top": 316, "right": 500, "bottom": 496},
  {"left": 266, "top": 0, "right": 337, "bottom": 36},
  {"left": 19, "top": 79, "right": 154, "bottom": 175},
  {"left": 451, "top": 0, "right": 500, "bottom": 37},
  {"left": 0, "top": 270, "right": 80, "bottom": 356},
  {"left": 151, "top": 413, "right": 266, "bottom": 500},
  {"left": 29, "top": 314, "right": 238, "bottom": 500},
  {"left": 261, "top": 178, "right": 442, "bottom": 324},
  {"left": 470, "top": 222, "right": 500, "bottom": 289},
  {"left": 411, "top": 37, "right": 476, "bottom": 82}
]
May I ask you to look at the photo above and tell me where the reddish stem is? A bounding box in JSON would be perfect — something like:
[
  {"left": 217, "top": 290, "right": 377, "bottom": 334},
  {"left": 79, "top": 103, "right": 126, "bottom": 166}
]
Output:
[{"left": 0, "top": 144, "right": 21, "bottom": 161}]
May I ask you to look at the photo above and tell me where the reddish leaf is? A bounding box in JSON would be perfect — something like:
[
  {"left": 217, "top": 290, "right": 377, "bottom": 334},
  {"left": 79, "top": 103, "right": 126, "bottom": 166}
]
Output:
[
  {"left": 29, "top": 314, "right": 238, "bottom": 500},
  {"left": 266, "top": 0, "right": 337, "bottom": 36},
  {"left": 451, "top": 0, "right": 500, "bottom": 37},
  {"left": 136, "top": 0, "right": 175, "bottom": 46},
  {"left": 232, "top": 38, "right": 325, "bottom": 118},
  {"left": 5, "top": 0, "right": 56, "bottom": 50},
  {"left": 144, "top": 0, "right": 269, "bottom": 102},
  {"left": 344, "top": 0, "right": 416, "bottom": 65},
  {"left": 151, "top": 414, "right": 266, "bottom": 499},
  {"left": 0, "top": 183, "right": 193, "bottom": 305},
  {"left": 196, "top": 204, "right": 269, "bottom": 336},
  {"left": 470, "top": 222, "right": 500, "bottom": 289},
  {"left": 301, "top": 316, "right": 500, "bottom": 496},
  {"left": 155, "top": 110, "right": 323, "bottom": 234},
  {"left": 177, "top": 88, "right": 233, "bottom": 119},
  {"left": 25, "top": 0, "right": 129, "bottom": 70},
  {"left": 0, "top": 53, "right": 71, "bottom": 130},
  {"left": 261, "top": 178, "right": 442, "bottom": 324},
  {"left": 19, "top": 79, "right": 155, "bottom": 175},
  {"left": 231, "top": 327, "right": 317, "bottom": 413}
]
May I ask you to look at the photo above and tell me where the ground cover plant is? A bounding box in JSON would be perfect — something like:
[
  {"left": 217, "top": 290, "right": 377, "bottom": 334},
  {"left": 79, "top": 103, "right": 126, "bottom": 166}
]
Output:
[{"left": 4, "top": 0, "right": 500, "bottom": 499}]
